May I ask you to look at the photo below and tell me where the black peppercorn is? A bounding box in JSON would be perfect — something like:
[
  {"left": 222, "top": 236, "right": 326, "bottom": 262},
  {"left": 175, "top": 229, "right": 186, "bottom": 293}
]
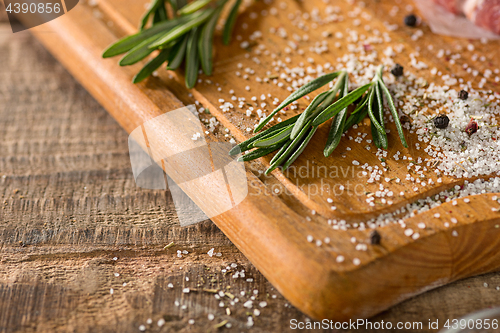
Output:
[
  {"left": 404, "top": 14, "right": 418, "bottom": 27},
  {"left": 399, "top": 114, "right": 411, "bottom": 125},
  {"left": 391, "top": 64, "right": 404, "bottom": 77},
  {"left": 458, "top": 89, "right": 469, "bottom": 100},
  {"left": 369, "top": 230, "right": 381, "bottom": 245},
  {"left": 433, "top": 114, "right": 450, "bottom": 129}
]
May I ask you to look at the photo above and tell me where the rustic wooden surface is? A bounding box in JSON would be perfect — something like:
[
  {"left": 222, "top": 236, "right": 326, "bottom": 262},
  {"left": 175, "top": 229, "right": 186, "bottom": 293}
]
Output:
[
  {"left": 21, "top": 0, "right": 500, "bottom": 322},
  {"left": 2, "top": 17, "right": 500, "bottom": 333}
]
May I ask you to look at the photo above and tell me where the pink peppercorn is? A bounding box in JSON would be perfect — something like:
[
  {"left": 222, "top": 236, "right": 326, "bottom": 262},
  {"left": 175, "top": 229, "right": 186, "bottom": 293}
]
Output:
[{"left": 465, "top": 118, "right": 479, "bottom": 136}]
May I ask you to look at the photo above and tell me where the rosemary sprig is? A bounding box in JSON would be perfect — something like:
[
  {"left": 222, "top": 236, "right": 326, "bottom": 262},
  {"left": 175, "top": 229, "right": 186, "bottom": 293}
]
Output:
[
  {"left": 232, "top": 66, "right": 408, "bottom": 174},
  {"left": 103, "top": 18, "right": 187, "bottom": 58},
  {"left": 254, "top": 71, "right": 342, "bottom": 133},
  {"left": 324, "top": 72, "right": 349, "bottom": 157},
  {"left": 102, "top": 0, "right": 243, "bottom": 87}
]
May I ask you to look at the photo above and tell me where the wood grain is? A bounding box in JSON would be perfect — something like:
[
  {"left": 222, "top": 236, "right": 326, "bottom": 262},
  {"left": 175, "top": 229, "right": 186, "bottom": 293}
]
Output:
[{"left": 7, "top": 0, "right": 500, "bottom": 324}]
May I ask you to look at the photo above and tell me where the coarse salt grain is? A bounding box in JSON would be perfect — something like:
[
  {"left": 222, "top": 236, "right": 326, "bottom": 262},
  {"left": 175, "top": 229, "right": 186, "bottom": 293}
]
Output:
[{"left": 404, "top": 229, "right": 414, "bottom": 237}]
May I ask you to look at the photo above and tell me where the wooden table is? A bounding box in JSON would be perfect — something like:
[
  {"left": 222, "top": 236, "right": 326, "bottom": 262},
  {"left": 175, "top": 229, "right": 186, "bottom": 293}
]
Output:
[{"left": 1, "top": 11, "right": 500, "bottom": 333}]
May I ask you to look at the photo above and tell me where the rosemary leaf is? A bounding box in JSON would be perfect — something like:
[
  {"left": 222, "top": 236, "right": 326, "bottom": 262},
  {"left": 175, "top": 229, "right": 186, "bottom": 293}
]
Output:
[
  {"left": 291, "top": 72, "right": 344, "bottom": 141},
  {"left": 237, "top": 143, "right": 282, "bottom": 162},
  {"left": 119, "top": 33, "right": 165, "bottom": 66},
  {"left": 266, "top": 120, "right": 312, "bottom": 174},
  {"left": 283, "top": 126, "right": 318, "bottom": 170},
  {"left": 102, "top": 18, "right": 187, "bottom": 58},
  {"left": 222, "top": 0, "right": 242, "bottom": 45},
  {"left": 185, "top": 28, "right": 201, "bottom": 89},
  {"left": 375, "top": 83, "right": 384, "bottom": 121},
  {"left": 351, "top": 94, "right": 369, "bottom": 115},
  {"left": 153, "top": 4, "right": 168, "bottom": 24},
  {"left": 344, "top": 107, "right": 368, "bottom": 130},
  {"left": 312, "top": 83, "right": 372, "bottom": 126},
  {"left": 269, "top": 139, "right": 292, "bottom": 166},
  {"left": 367, "top": 86, "right": 385, "bottom": 135},
  {"left": 133, "top": 49, "right": 171, "bottom": 83},
  {"left": 324, "top": 73, "right": 349, "bottom": 157},
  {"left": 291, "top": 90, "right": 330, "bottom": 140},
  {"left": 253, "top": 125, "right": 294, "bottom": 147},
  {"left": 199, "top": 7, "right": 223, "bottom": 75},
  {"left": 378, "top": 80, "right": 408, "bottom": 148},
  {"left": 373, "top": 82, "right": 388, "bottom": 149},
  {"left": 178, "top": 0, "right": 211, "bottom": 15},
  {"left": 166, "top": 36, "right": 188, "bottom": 70},
  {"left": 254, "top": 71, "right": 341, "bottom": 133},
  {"left": 370, "top": 91, "right": 388, "bottom": 149},
  {"left": 169, "top": 0, "right": 179, "bottom": 15},
  {"left": 370, "top": 121, "right": 384, "bottom": 149},
  {"left": 149, "top": 8, "right": 214, "bottom": 48},
  {"left": 174, "top": 0, "right": 188, "bottom": 10},
  {"left": 228, "top": 114, "right": 301, "bottom": 155},
  {"left": 315, "top": 71, "right": 347, "bottom": 114},
  {"left": 139, "top": 0, "right": 164, "bottom": 30}
]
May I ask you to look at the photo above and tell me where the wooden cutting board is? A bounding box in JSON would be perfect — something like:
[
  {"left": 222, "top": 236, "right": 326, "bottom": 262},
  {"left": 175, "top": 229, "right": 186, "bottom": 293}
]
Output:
[{"left": 26, "top": 0, "right": 500, "bottom": 320}]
